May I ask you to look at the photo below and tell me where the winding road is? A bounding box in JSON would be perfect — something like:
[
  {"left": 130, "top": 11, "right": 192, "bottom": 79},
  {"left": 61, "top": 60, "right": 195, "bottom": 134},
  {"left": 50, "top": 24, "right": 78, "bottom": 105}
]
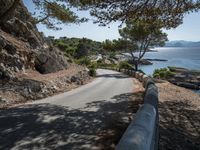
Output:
[{"left": 0, "top": 69, "right": 138, "bottom": 150}]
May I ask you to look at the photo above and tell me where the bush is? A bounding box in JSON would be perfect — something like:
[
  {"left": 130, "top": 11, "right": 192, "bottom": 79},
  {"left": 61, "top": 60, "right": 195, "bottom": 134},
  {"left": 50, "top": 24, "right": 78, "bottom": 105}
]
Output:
[
  {"left": 118, "top": 61, "right": 133, "bottom": 70},
  {"left": 108, "top": 52, "right": 117, "bottom": 59},
  {"left": 88, "top": 68, "right": 96, "bottom": 77},
  {"left": 75, "top": 57, "right": 91, "bottom": 66},
  {"left": 153, "top": 68, "right": 175, "bottom": 79},
  {"left": 96, "top": 62, "right": 118, "bottom": 69},
  {"left": 88, "top": 62, "right": 97, "bottom": 69},
  {"left": 97, "top": 59, "right": 103, "bottom": 64},
  {"left": 168, "top": 66, "right": 176, "bottom": 72}
]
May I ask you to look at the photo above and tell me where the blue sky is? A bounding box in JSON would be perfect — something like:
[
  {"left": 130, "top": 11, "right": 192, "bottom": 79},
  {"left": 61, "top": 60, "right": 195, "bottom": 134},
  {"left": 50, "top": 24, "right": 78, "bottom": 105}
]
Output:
[{"left": 24, "top": 1, "right": 200, "bottom": 42}]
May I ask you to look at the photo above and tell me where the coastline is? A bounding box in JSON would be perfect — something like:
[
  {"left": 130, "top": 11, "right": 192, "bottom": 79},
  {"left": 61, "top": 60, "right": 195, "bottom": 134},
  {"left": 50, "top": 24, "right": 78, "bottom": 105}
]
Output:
[{"left": 140, "top": 47, "right": 200, "bottom": 75}]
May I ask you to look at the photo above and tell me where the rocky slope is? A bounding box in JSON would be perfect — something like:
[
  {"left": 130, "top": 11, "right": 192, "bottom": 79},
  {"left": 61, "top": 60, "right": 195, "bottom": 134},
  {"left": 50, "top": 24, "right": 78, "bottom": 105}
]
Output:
[
  {"left": 0, "top": 1, "right": 91, "bottom": 108},
  {"left": 167, "top": 67, "right": 200, "bottom": 90}
]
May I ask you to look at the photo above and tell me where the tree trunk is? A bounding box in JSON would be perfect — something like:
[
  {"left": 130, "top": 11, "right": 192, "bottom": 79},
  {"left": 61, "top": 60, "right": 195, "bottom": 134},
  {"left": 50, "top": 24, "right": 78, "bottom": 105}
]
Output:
[{"left": 134, "top": 62, "right": 138, "bottom": 71}]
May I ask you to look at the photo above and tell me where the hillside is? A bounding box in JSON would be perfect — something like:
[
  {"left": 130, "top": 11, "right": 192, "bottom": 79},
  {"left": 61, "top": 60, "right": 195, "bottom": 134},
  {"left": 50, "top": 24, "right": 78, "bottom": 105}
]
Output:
[
  {"left": 0, "top": 1, "right": 91, "bottom": 108},
  {"left": 165, "top": 40, "right": 200, "bottom": 47}
]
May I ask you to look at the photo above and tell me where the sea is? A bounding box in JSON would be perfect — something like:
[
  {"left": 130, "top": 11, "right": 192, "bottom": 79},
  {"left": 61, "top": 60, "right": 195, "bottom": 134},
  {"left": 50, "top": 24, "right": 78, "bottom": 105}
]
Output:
[{"left": 136, "top": 47, "right": 200, "bottom": 94}]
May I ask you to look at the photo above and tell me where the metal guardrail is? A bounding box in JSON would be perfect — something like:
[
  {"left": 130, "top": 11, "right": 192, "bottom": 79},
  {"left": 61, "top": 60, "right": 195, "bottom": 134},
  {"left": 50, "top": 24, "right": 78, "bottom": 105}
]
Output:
[{"left": 102, "top": 68, "right": 159, "bottom": 150}]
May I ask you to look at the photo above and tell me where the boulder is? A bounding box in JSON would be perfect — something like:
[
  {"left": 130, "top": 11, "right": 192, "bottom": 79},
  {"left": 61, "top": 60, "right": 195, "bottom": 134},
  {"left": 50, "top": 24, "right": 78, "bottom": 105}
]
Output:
[
  {"left": 71, "top": 76, "right": 78, "bottom": 83},
  {"left": 23, "top": 79, "right": 43, "bottom": 93},
  {"left": 34, "top": 48, "right": 69, "bottom": 74}
]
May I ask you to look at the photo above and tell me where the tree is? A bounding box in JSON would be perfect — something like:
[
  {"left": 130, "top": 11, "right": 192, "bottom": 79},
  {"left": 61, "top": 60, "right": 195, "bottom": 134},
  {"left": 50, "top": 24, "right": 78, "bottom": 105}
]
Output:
[
  {"left": 75, "top": 38, "right": 89, "bottom": 58},
  {"left": 0, "top": 0, "right": 87, "bottom": 30},
  {"left": 32, "top": 0, "right": 87, "bottom": 30},
  {"left": 102, "top": 39, "right": 114, "bottom": 52},
  {"left": 119, "top": 19, "right": 168, "bottom": 71},
  {"left": 73, "top": 0, "right": 200, "bottom": 29}
]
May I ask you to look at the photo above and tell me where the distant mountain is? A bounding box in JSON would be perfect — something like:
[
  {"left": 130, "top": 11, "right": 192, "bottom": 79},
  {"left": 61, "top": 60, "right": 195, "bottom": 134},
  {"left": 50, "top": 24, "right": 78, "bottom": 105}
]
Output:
[{"left": 165, "top": 40, "right": 200, "bottom": 47}]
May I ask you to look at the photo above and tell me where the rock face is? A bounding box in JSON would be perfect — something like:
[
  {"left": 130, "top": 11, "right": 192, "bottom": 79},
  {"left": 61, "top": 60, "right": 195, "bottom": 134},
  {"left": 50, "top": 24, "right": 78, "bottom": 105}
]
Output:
[
  {"left": 0, "top": 0, "right": 69, "bottom": 76},
  {"left": 0, "top": 0, "right": 91, "bottom": 108}
]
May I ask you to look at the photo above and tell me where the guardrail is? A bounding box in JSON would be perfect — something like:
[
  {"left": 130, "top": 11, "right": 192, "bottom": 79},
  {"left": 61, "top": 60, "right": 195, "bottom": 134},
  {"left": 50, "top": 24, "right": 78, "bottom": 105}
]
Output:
[{"left": 99, "top": 67, "right": 159, "bottom": 150}]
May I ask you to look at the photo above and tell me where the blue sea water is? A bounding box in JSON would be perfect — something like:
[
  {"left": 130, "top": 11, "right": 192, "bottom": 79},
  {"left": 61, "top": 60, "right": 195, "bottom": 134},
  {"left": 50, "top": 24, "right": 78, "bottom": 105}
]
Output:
[
  {"left": 137, "top": 47, "right": 200, "bottom": 94},
  {"left": 138, "top": 47, "right": 200, "bottom": 75}
]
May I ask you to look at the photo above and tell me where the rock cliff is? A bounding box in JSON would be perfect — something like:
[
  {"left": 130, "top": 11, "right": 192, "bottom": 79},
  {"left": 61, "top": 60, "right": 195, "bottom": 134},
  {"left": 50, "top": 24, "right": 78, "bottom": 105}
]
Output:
[
  {"left": 0, "top": 0, "right": 91, "bottom": 108},
  {"left": 0, "top": 0, "right": 70, "bottom": 76}
]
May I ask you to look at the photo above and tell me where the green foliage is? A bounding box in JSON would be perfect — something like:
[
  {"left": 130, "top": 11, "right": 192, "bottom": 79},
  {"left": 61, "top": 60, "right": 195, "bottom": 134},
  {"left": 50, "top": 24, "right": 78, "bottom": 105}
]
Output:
[
  {"left": 97, "top": 59, "right": 103, "bottom": 64},
  {"left": 119, "top": 19, "right": 168, "bottom": 71},
  {"left": 88, "top": 62, "right": 97, "bottom": 69},
  {"left": 118, "top": 61, "right": 132, "bottom": 70},
  {"left": 88, "top": 68, "right": 96, "bottom": 77},
  {"left": 108, "top": 52, "right": 117, "bottom": 59},
  {"left": 75, "top": 57, "right": 91, "bottom": 66},
  {"left": 102, "top": 39, "right": 114, "bottom": 51},
  {"left": 74, "top": 1, "right": 200, "bottom": 29},
  {"left": 75, "top": 41, "right": 89, "bottom": 58},
  {"left": 53, "top": 38, "right": 78, "bottom": 57},
  {"left": 153, "top": 68, "right": 175, "bottom": 79},
  {"left": 168, "top": 66, "right": 176, "bottom": 72},
  {"left": 96, "top": 60, "right": 118, "bottom": 69},
  {"left": 119, "top": 20, "right": 168, "bottom": 49},
  {"left": 101, "top": 39, "right": 131, "bottom": 53},
  {"left": 53, "top": 37, "right": 103, "bottom": 58},
  {"left": 31, "top": 0, "right": 88, "bottom": 30}
]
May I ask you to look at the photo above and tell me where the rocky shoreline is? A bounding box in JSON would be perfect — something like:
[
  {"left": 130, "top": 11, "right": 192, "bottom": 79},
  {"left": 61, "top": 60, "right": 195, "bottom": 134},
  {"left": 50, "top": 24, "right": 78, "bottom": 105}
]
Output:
[{"left": 167, "top": 67, "right": 200, "bottom": 90}]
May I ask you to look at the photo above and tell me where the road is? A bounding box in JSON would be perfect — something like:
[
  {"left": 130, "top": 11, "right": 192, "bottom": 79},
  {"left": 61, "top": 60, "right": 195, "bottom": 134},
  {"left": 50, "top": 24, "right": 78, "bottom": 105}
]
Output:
[
  {"left": 0, "top": 69, "right": 137, "bottom": 150},
  {"left": 32, "top": 69, "right": 134, "bottom": 109}
]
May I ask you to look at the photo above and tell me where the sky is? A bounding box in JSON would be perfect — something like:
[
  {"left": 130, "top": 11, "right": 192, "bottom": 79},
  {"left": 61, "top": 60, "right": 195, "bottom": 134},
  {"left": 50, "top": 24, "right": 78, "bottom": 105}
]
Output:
[{"left": 23, "top": 1, "right": 200, "bottom": 42}]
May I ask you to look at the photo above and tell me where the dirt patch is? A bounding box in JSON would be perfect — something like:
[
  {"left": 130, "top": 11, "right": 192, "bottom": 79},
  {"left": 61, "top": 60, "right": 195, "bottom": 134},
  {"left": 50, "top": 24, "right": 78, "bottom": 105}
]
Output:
[{"left": 157, "top": 81, "right": 200, "bottom": 150}]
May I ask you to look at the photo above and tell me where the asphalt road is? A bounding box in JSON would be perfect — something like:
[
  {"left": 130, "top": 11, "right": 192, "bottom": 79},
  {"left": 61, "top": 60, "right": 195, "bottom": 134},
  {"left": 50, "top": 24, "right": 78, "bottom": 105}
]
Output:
[
  {"left": 32, "top": 69, "right": 134, "bottom": 109},
  {"left": 0, "top": 69, "right": 136, "bottom": 150}
]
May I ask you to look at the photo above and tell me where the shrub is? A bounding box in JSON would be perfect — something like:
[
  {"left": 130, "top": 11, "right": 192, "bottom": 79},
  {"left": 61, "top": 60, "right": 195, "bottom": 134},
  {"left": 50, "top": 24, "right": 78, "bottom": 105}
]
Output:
[
  {"left": 153, "top": 68, "right": 175, "bottom": 79},
  {"left": 153, "top": 73, "right": 160, "bottom": 78},
  {"left": 165, "top": 70, "right": 176, "bottom": 77},
  {"left": 95, "top": 60, "right": 118, "bottom": 69},
  {"left": 108, "top": 52, "right": 117, "bottom": 59},
  {"left": 168, "top": 66, "right": 176, "bottom": 72},
  {"left": 75, "top": 57, "right": 91, "bottom": 66},
  {"left": 97, "top": 59, "right": 103, "bottom": 64},
  {"left": 118, "top": 61, "right": 133, "bottom": 70},
  {"left": 88, "top": 62, "right": 97, "bottom": 69},
  {"left": 88, "top": 68, "right": 96, "bottom": 77}
]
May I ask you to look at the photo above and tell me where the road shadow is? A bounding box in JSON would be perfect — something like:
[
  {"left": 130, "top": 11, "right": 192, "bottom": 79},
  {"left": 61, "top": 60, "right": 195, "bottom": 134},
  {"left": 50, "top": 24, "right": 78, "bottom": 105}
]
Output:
[
  {"left": 159, "top": 100, "right": 200, "bottom": 150},
  {"left": 96, "top": 73, "right": 129, "bottom": 79},
  {"left": 0, "top": 91, "right": 144, "bottom": 150}
]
